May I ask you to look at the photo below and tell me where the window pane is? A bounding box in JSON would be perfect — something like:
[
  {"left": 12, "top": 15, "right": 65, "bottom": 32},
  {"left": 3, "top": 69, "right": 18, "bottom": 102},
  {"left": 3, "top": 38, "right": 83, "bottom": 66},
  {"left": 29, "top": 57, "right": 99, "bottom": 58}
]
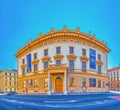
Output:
[
  {"left": 56, "top": 60, "right": 61, "bottom": 65},
  {"left": 44, "top": 62, "right": 48, "bottom": 69},
  {"left": 44, "top": 49, "right": 48, "bottom": 56},
  {"left": 44, "top": 78, "right": 48, "bottom": 88},
  {"left": 70, "top": 77, "right": 74, "bottom": 87},
  {"left": 56, "top": 47, "right": 61, "bottom": 54},
  {"left": 34, "top": 64, "right": 38, "bottom": 72},
  {"left": 89, "top": 78, "right": 96, "bottom": 87},
  {"left": 34, "top": 53, "right": 37, "bottom": 59},
  {"left": 69, "top": 60, "right": 74, "bottom": 70},
  {"left": 70, "top": 47, "right": 74, "bottom": 54},
  {"left": 98, "top": 80, "right": 101, "bottom": 88},
  {"left": 98, "top": 54, "right": 101, "bottom": 60},
  {"left": 82, "top": 49, "right": 86, "bottom": 56},
  {"left": 82, "top": 61, "right": 86, "bottom": 71},
  {"left": 98, "top": 65, "right": 101, "bottom": 73},
  {"left": 82, "top": 78, "right": 86, "bottom": 87}
]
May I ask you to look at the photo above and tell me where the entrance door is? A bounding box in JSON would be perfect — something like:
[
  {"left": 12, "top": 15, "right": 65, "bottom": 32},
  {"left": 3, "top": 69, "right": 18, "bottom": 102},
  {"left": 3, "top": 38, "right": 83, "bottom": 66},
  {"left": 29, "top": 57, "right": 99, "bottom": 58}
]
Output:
[{"left": 55, "top": 77, "right": 63, "bottom": 92}]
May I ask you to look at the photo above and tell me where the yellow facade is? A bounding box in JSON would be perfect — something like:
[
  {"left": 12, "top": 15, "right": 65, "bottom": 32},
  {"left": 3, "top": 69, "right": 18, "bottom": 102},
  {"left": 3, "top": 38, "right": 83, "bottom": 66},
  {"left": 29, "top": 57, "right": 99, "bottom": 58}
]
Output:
[
  {"left": 0, "top": 70, "right": 17, "bottom": 92},
  {"left": 16, "top": 26, "right": 110, "bottom": 94}
]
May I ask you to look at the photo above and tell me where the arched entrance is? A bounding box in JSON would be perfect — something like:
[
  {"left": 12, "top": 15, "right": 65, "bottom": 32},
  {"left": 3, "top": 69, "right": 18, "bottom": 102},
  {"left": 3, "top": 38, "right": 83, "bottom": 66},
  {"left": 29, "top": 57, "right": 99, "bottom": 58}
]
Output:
[{"left": 55, "top": 77, "right": 63, "bottom": 92}]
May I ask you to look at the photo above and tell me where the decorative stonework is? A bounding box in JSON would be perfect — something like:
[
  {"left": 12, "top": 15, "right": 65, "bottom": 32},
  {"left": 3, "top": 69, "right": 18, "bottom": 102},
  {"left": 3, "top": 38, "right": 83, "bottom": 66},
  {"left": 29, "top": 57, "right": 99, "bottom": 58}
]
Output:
[
  {"left": 21, "top": 64, "right": 26, "bottom": 68},
  {"left": 96, "top": 60, "right": 103, "bottom": 66},
  {"left": 80, "top": 56, "right": 89, "bottom": 62},
  {"left": 32, "top": 59, "right": 39, "bottom": 64},
  {"left": 47, "top": 64, "right": 68, "bottom": 72},
  {"left": 41, "top": 56, "right": 50, "bottom": 62},
  {"left": 53, "top": 54, "right": 64, "bottom": 60},
  {"left": 16, "top": 28, "right": 110, "bottom": 58},
  {"left": 67, "top": 54, "right": 77, "bottom": 60}
]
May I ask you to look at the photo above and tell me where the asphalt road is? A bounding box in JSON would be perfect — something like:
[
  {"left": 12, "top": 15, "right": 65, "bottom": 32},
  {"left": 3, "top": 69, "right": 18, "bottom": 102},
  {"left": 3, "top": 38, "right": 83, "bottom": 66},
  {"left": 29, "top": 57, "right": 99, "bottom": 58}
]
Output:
[{"left": 0, "top": 93, "right": 120, "bottom": 110}]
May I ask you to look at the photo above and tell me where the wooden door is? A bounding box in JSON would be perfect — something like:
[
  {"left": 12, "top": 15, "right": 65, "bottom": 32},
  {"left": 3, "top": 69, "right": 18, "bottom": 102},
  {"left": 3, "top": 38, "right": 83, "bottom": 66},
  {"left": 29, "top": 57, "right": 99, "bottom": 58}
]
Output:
[{"left": 55, "top": 77, "right": 63, "bottom": 92}]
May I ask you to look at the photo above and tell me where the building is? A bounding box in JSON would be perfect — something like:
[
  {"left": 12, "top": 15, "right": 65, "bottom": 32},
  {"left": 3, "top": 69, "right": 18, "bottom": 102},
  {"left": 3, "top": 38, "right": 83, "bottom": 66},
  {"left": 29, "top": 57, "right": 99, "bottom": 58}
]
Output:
[
  {"left": 108, "top": 66, "right": 120, "bottom": 91},
  {"left": 16, "top": 26, "right": 110, "bottom": 94},
  {"left": 0, "top": 70, "right": 17, "bottom": 92}
]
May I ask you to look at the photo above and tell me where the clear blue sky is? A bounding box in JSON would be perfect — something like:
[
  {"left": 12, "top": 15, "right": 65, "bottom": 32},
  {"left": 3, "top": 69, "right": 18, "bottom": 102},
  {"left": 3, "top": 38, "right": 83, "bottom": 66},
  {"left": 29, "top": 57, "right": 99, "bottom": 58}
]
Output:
[{"left": 0, "top": 0, "right": 120, "bottom": 70}]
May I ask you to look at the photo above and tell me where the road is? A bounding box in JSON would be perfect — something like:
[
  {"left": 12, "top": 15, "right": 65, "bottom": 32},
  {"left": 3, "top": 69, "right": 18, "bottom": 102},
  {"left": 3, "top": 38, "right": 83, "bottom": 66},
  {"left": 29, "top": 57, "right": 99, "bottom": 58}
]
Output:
[{"left": 0, "top": 93, "right": 120, "bottom": 110}]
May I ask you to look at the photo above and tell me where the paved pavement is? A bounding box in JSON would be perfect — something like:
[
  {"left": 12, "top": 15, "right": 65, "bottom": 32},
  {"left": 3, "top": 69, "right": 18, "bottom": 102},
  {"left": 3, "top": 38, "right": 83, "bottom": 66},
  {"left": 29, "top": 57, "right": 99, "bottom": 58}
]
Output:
[{"left": 0, "top": 93, "right": 120, "bottom": 110}]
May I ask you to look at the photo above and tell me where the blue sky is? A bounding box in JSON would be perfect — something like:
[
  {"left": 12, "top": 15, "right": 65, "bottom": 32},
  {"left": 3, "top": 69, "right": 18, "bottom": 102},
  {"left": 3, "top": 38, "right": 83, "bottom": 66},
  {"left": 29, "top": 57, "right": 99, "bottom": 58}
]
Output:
[{"left": 0, "top": 0, "right": 120, "bottom": 70}]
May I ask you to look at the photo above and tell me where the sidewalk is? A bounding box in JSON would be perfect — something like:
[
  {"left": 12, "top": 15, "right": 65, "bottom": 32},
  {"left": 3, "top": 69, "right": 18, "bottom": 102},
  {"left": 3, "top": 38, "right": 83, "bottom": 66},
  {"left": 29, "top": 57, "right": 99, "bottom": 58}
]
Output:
[{"left": 109, "top": 91, "right": 120, "bottom": 94}]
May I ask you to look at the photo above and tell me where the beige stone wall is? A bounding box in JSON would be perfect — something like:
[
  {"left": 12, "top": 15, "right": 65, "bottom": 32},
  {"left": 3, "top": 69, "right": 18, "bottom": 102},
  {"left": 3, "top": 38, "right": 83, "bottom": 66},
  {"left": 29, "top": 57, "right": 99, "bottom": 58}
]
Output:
[
  {"left": 17, "top": 72, "right": 108, "bottom": 93},
  {"left": 68, "top": 73, "right": 108, "bottom": 92}
]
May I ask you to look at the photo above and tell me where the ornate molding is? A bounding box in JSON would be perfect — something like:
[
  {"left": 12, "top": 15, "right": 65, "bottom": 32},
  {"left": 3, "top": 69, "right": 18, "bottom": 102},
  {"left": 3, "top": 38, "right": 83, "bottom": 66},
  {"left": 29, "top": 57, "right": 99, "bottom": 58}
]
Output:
[
  {"left": 47, "top": 64, "right": 68, "bottom": 71},
  {"left": 53, "top": 54, "right": 64, "bottom": 60},
  {"left": 21, "top": 64, "right": 26, "bottom": 68},
  {"left": 41, "top": 56, "right": 50, "bottom": 62},
  {"left": 80, "top": 56, "right": 89, "bottom": 62},
  {"left": 16, "top": 29, "right": 110, "bottom": 58},
  {"left": 96, "top": 60, "right": 103, "bottom": 66},
  {"left": 32, "top": 59, "right": 39, "bottom": 64},
  {"left": 67, "top": 54, "right": 77, "bottom": 60}
]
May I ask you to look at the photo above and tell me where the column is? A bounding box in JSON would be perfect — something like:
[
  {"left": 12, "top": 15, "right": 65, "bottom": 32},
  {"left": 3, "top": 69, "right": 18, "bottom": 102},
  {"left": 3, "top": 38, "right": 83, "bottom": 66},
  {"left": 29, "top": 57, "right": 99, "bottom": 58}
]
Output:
[
  {"left": 48, "top": 73, "right": 51, "bottom": 95},
  {"left": 64, "top": 71, "right": 68, "bottom": 94}
]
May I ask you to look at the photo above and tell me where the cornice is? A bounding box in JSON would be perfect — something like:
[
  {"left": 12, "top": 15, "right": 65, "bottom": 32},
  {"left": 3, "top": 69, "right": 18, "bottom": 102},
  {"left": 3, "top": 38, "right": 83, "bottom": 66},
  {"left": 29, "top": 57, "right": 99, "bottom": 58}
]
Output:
[{"left": 16, "top": 28, "right": 110, "bottom": 58}]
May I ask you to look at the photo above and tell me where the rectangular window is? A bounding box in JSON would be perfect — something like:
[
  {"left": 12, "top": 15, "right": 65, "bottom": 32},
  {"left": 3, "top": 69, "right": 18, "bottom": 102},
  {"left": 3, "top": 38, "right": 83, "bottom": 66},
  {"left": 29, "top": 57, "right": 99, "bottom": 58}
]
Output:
[
  {"left": 98, "top": 80, "right": 101, "bottom": 88},
  {"left": 44, "top": 49, "right": 48, "bottom": 56},
  {"left": 89, "top": 49, "right": 96, "bottom": 69},
  {"left": 82, "top": 61, "right": 86, "bottom": 71},
  {"left": 56, "top": 47, "right": 61, "bottom": 54},
  {"left": 98, "top": 54, "right": 101, "bottom": 60},
  {"left": 44, "top": 62, "right": 48, "bottom": 69},
  {"left": 26, "top": 54, "right": 32, "bottom": 72},
  {"left": 89, "top": 78, "right": 96, "bottom": 87},
  {"left": 27, "top": 79, "right": 32, "bottom": 87},
  {"left": 70, "top": 77, "right": 74, "bottom": 87},
  {"left": 22, "top": 58, "right": 25, "bottom": 64},
  {"left": 22, "top": 68, "right": 25, "bottom": 74},
  {"left": 34, "top": 53, "right": 37, "bottom": 59},
  {"left": 103, "top": 82, "right": 105, "bottom": 88},
  {"left": 69, "top": 47, "right": 74, "bottom": 54},
  {"left": 34, "top": 79, "right": 38, "bottom": 87},
  {"left": 117, "top": 76, "right": 119, "bottom": 80},
  {"left": 23, "top": 81, "right": 26, "bottom": 88},
  {"left": 34, "top": 64, "right": 38, "bottom": 72},
  {"left": 44, "top": 78, "right": 48, "bottom": 88},
  {"left": 82, "top": 78, "right": 86, "bottom": 87},
  {"left": 82, "top": 49, "right": 86, "bottom": 56},
  {"left": 98, "top": 65, "right": 101, "bottom": 73},
  {"left": 69, "top": 60, "right": 74, "bottom": 70},
  {"left": 56, "top": 60, "right": 61, "bottom": 65}
]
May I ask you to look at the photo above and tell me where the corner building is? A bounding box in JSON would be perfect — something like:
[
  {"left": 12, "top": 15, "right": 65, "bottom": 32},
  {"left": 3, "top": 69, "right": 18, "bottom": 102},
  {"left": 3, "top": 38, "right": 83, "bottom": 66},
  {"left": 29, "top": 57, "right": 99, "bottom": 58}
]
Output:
[{"left": 16, "top": 26, "right": 110, "bottom": 94}]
